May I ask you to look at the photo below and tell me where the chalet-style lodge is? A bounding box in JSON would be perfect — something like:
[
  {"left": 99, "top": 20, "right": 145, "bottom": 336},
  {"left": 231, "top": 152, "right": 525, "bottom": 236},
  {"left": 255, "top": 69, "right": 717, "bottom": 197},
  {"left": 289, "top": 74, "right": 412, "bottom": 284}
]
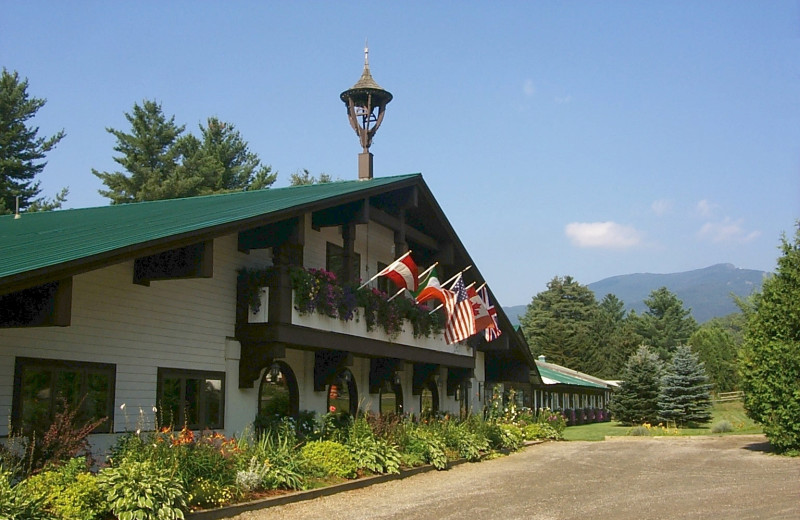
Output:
[{"left": 0, "top": 51, "right": 563, "bottom": 452}]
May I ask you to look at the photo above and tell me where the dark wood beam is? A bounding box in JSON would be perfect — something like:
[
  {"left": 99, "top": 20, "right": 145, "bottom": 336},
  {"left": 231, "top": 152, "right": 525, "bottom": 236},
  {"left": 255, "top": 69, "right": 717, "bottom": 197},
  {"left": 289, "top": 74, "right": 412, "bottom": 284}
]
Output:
[
  {"left": 0, "top": 278, "right": 72, "bottom": 328},
  {"left": 238, "top": 342, "right": 286, "bottom": 388},
  {"left": 311, "top": 199, "right": 369, "bottom": 231},
  {"left": 368, "top": 205, "right": 439, "bottom": 250},
  {"left": 238, "top": 217, "right": 304, "bottom": 253},
  {"left": 133, "top": 240, "right": 213, "bottom": 286}
]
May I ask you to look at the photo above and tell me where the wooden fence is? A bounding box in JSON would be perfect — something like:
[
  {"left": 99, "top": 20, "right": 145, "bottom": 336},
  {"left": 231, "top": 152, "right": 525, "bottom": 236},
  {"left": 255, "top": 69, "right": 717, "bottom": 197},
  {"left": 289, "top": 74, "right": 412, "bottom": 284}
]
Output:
[{"left": 714, "top": 391, "right": 744, "bottom": 402}]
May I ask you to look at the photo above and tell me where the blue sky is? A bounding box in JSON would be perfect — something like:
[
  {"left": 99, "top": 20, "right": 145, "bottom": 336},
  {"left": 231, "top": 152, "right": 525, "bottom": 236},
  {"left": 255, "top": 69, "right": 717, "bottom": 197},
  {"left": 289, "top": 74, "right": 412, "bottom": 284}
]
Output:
[{"left": 2, "top": 1, "right": 798, "bottom": 306}]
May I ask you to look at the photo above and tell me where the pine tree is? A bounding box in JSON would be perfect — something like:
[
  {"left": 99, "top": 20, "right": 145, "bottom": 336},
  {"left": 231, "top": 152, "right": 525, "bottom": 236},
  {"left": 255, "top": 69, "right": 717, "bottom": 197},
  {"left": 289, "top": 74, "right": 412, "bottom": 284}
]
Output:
[
  {"left": 657, "top": 345, "right": 712, "bottom": 426},
  {"left": 634, "top": 287, "right": 698, "bottom": 359},
  {"left": 92, "top": 100, "right": 187, "bottom": 204},
  {"left": 0, "top": 68, "right": 67, "bottom": 212},
  {"left": 608, "top": 346, "right": 663, "bottom": 425},
  {"left": 520, "top": 276, "right": 598, "bottom": 372},
  {"left": 93, "top": 102, "right": 276, "bottom": 203},
  {"left": 589, "top": 294, "right": 643, "bottom": 379}
]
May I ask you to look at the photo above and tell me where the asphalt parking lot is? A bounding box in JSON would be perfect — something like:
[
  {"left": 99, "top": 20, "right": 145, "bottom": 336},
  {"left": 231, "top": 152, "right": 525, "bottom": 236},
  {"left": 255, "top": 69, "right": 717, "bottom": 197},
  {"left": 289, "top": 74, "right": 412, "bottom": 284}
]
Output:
[{"left": 230, "top": 434, "right": 799, "bottom": 520}]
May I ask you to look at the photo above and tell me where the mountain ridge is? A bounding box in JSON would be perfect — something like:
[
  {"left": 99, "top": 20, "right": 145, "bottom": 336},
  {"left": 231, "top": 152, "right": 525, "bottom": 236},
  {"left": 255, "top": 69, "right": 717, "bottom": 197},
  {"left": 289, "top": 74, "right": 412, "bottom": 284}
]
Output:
[{"left": 503, "top": 263, "right": 768, "bottom": 326}]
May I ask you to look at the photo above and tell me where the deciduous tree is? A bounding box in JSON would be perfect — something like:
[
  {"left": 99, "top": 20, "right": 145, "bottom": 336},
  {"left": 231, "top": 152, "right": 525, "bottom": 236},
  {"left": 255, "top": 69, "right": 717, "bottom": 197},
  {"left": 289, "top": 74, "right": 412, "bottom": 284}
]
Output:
[
  {"left": 739, "top": 224, "right": 800, "bottom": 453},
  {"left": 0, "top": 68, "right": 67, "bottom": 213},
  {"left": 688, "top": 320, "right": 740, "bottom": 393}
]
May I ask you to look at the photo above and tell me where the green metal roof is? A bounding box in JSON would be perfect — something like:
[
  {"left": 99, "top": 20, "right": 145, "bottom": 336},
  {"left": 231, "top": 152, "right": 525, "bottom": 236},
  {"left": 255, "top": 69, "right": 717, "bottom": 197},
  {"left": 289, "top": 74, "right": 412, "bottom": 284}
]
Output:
[
  {"left": 535, "top": 363, "right": 609, "bottom": 389},
  {"left": 0, "top": 174, "right": 420, "bottom": 284}
]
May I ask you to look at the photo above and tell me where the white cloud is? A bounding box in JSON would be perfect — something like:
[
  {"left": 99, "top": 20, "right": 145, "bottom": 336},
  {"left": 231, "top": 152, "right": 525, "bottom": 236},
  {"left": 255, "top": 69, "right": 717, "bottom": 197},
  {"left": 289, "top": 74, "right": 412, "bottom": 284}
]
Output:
[
  {"left": 697, "top": 218, "right": 761, "bottom": 244},
  {"left": 523, "top": 79, "right": 536, "bottom": 97},
  {"left": 565, "top": 221, "right": 643, "bottom": 249},
  {"left": 651, "top": 199, "right": 673, "bottom": 216},
  {"left": 695, "top": 199, "right": 718, "bottom": 218},
  {"left": 554, "top": 95, "right": 572, "bottom": 104}
]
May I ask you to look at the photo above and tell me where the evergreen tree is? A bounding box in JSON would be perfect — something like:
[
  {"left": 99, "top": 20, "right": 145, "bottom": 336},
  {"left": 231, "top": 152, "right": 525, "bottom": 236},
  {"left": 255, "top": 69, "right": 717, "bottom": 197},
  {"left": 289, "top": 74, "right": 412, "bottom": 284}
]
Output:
[
  {"left": 93, "top": 102, "right": 276, "bottom": 203},
  {"left": 634, "top": 287, "right": 698, "bottom": 359},
  {"left": 93, "top": 100, "right": 187, "bottom": 204},
  {"left": 519, "top": 276, "right": 598, "bottom": 372},
  {"left": 184, "top": 117, "right": 276, "bottom": 193},
  {"left": 657, "top": 345, "right": 712, "bottom": 426},
  {"left": 739, "top": 223, "right": 800, "bottom": 453},
  {"left": 688, "top": 321, "right": 740, "bottom": 393},
  {"left": 289, "top": 168, "right": 332, "bottom": 186},
  {"left": 0, "top": 68, "right": 67, "bottom": 213},
  {"left": 608, "top": 346, "right": 663, "bottom": 425},
  {"left": 589, "top": 294, "right": 643, "bottom": 379}
]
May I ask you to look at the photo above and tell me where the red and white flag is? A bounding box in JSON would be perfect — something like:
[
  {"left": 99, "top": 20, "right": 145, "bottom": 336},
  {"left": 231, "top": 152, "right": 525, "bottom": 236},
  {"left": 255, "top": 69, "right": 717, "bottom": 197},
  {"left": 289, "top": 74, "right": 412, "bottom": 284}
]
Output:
[
  {"left": 378, "top": 252, "right": 419, "bottom": 292},
  {"left": 444, "top": 276, "right": 476, "bottom": 344},
  {"left": 479, "top": 285, "right": 502, "bottom": 342}
]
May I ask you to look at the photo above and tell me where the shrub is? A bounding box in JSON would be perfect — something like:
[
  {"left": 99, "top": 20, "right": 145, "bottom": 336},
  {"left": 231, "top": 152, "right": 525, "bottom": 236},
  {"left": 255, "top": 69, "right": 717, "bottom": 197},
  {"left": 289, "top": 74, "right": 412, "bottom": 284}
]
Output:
[
  {"left": 97, "top": 459, "right": 187, "bottom": 520},
  {"left": 235, "top": 457, "right": 270, "bottom": 492},
  {"left": 0, "top": 465, "right": 49, "bottom": 520},
  {"left": 347, "top": 417, "right": 401, "bottom": 475},
  {"left": 319, "top": 411, "right": 353, "bottom": 443},
  {"left": 628, "top": 425, "right": 651, "bottom": 436},
  {"left": 186, "top": 478, "right": 235, "bottom": 510},
  {"left": 300, "top": 441, "right": 357, "bottom": 479},
  {"left": 22, "top": 397, "right": 107, "bottom": 474},
  {"left": 497, "top": 424, "right": 524, "bottom": 451},
  {"left": 21, "top": 457, "right": 107, "bottom": 520},
  {"left": 237, "top": 428, "right": 305, "bottom": 491},
  {"left": 395, "top": 424, "right": 447, "bottom": 470},
  {"left": 522, "top": 423, "right": 561, "bottom": 441},
  {"left": 711, "top": 420, "right": 734, "bottom": 434}
]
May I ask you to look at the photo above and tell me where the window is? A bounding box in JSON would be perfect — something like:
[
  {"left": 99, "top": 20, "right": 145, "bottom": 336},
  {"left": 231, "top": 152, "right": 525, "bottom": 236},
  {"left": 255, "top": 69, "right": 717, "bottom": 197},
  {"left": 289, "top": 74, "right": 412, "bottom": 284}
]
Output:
[
  {"left": 258, "top": 361, "right": 298, "bottom": 419},
  {"left": 379, "top": 379, "right": 403, "bottom": 415},
  {"left": 326, "top": 242, "right": 360, "bottom": 283},
  {"left": 327, "top": 369, "right": 357, "bottom": 416},
  {"left": 13, "top": 357, "right": 115, "bottom": 435},
  {"left": 420, "top": 380, "right": 439, "bottom": 416},
  {"left": 157, "top": 368, "right": 224, "bottom": 430}
]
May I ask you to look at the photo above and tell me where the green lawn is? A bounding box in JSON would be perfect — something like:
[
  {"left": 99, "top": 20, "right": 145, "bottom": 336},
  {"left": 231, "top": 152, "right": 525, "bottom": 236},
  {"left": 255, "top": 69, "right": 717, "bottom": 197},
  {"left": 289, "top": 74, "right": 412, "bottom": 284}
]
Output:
[{"left": 563, "top": 401, "right": 762, "bottom": 441}]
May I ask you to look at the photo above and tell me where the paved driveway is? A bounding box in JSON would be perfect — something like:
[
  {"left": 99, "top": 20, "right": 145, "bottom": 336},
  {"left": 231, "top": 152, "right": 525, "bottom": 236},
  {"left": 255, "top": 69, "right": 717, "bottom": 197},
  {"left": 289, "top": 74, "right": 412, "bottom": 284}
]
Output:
[{"left": 232, "top": 435, "right": 799, "bottom": 520}]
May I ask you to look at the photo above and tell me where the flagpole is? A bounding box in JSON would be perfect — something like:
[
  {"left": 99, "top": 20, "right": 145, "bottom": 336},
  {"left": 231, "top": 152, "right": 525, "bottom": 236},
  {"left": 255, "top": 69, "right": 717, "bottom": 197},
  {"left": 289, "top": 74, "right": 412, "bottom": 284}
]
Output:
[
  {"left": 417, "top": 262, "right": 438, "bottom": 281},
  {"left": 441, "top": 265, "right": 472, "bottom": 288},
  {"left": 476, "top": 282, "right": 486, "bottom": 292},
  {"left": 387, "top": 287, "right": 406, "bottom": 302},
  {"left": 428, "top": 303, "right": 444, "bottom": 315},
  {"left": 358, "top": 250, "right": 412, "bottom": 290}
]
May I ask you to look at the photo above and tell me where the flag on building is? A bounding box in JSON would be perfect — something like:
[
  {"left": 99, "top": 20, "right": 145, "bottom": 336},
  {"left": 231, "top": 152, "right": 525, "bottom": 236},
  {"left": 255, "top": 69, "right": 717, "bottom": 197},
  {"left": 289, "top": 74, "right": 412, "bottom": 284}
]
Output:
[
  {"left": 444, "top": 276, "right": 476, "bottom": 344},
  {"left": 377, "top": 252, "right": 419, "bottom": 292},
  {"left": 414, "top": 266, "right": 453, "bottom": 315},
  {"left": 468, "top": 286, "right": 494, "bottom": 333},
  {"left": 479, "top": 285, "right": 502, "bottom": 342}
]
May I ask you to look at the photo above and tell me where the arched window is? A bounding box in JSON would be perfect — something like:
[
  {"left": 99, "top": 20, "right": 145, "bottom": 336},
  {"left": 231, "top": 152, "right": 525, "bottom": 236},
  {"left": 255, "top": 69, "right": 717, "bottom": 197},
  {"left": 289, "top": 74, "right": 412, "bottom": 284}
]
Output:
[
  {"left": 258, "top": 361, "right": 298, "bottom": 420},
  {"left": 327, "top": 369, "right": 357, "bottom": 416},
  {"left": 379, "top": 379, "right": 403, "bottom": 415},
  {"left": 420, "top": 379, "right": 439, "bottom": 416}
]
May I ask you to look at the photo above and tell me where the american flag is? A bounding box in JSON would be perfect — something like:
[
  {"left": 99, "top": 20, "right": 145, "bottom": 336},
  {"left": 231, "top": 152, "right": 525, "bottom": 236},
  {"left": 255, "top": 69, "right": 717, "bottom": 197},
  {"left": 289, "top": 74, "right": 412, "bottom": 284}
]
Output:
[
  {"left": 444, "top": 276, "right": 476, "bottom": 344},
  {"left": 479, "top": 285, "right": 502, "bottom": 342}
]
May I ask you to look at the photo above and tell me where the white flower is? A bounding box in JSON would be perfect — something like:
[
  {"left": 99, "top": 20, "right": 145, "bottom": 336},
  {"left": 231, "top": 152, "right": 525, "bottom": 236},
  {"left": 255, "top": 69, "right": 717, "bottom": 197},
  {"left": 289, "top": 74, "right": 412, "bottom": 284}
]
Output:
[
  {"left": 120, "top": 403, "right": 126, "bottom": 410},
  {"left": 152, "top": 406, "right": 158, "bottom": 413}
]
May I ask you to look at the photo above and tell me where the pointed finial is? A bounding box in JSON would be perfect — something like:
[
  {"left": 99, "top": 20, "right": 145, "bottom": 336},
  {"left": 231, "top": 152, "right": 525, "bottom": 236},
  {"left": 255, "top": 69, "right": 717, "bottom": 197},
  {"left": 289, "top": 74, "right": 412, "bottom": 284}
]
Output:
[{"left": 364, "top": 39, "right": 369, "bottom": 69}]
